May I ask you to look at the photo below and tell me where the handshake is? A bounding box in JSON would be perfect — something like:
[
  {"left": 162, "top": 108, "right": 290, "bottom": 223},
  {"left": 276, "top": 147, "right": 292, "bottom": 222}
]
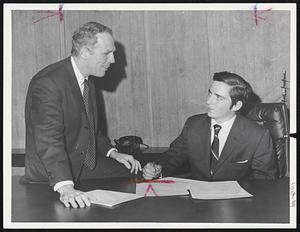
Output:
[{"left": 142, "top": 162, "right": 162, "bottom": 179}]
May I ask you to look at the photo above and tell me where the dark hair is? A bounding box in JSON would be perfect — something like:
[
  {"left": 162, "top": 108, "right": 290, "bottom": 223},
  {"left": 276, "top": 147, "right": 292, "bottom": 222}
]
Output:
[
  {"left": 213, "top": 71, "right": 253, "bottom": 109},
  {"left": 71, "top": 22, "right": 113, "bottom": 56}
]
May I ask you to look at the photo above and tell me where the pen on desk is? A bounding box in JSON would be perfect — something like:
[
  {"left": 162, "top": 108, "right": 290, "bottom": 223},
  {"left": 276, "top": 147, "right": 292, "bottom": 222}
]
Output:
[{"left": 187, "top": 189, "right": 193, "bottom": 200}]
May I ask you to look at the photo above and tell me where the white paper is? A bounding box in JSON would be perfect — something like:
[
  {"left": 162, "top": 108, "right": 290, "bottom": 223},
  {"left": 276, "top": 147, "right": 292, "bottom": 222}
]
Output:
[
  {"left": 136, "top": 177, "right": 189, "bottom": 197},
  {"left": 136, "top": 177, "right": 252, "bottom": 199},
  {"left": 189, "top": 180, "right": 253, "bottom": 199},
  {"left": 86, "top": 189, "right": 143, "bottom": 207}
]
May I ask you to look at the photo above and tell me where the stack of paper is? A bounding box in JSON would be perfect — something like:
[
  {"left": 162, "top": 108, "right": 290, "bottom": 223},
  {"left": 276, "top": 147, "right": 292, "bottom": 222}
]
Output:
[
  {"left": 136, "top": 177, "right": 252, "bottom": 199},
  {"left": 189, "top": 180, "right": 253, "bottom": 199},
  {"left": 86, "top": 177, "right": 252, "bottom": 207},
  {"left": 86, "top": 189, "right": 143, "bottom": 207}
]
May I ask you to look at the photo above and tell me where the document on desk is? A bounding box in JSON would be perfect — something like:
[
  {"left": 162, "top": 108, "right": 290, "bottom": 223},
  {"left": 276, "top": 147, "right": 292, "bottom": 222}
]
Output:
[
  {"left": 136, "top": 177, "right": 252, "bottom": 199},
  {"left": 189, "top": 180, "right": 253, "bottom": 199},
  {"left": 86, "top": 189, "right": 143, "bottom": 207},
  {"left": 135, "top": 177, "right": 190, "bottom": 197}
]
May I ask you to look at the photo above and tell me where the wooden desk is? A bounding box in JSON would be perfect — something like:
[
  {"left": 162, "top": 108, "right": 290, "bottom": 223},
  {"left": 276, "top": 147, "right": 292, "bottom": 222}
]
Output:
[
  {"left": 12, "top": 147, "right": 169, "bottom": 167},
  {"left": 12, "top": 176, "right": 289, "bottom": 223}
]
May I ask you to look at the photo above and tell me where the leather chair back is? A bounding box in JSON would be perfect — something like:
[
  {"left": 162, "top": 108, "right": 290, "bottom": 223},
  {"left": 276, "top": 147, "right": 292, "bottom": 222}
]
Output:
[{"left": 246, "top": 103, "right": 289, "bottom": 178}]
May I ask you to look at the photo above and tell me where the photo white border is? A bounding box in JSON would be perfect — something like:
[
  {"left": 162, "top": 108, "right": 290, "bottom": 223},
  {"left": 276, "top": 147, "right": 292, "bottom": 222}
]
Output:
[{"left": 3, "top": 3, "right": 297, "bottom": 229}]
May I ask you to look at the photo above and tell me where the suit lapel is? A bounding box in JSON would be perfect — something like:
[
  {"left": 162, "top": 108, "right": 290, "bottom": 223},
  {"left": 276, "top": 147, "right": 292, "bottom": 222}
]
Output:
[
  {"left": 194, "top": 115, "right": 211, "bottom": 176},
  {"left": 89, "top": 78, "right": 98, "bottom": 134},
  {"left": 65, "top": 57, "right": 88, "bottom": 118},
  {"left": 215, "top": 115, "right": 244, "bottom": 171}
]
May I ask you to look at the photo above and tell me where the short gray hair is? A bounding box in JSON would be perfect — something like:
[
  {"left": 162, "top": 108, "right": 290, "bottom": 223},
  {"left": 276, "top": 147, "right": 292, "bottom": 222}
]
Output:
[{"left": 71, "top": 22, "right": 112, "bottom": 56}]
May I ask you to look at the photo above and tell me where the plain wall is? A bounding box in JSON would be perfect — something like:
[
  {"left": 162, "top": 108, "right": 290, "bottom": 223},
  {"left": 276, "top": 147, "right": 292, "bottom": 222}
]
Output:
[{"left": 12, "top": 10, "right": 290, "bottom": 149}]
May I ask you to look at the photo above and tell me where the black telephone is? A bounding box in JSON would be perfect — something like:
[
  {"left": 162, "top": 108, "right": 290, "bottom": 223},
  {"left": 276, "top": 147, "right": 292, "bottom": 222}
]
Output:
[{"left": 114, "top": 136, "right": 149, "bottom": 155}]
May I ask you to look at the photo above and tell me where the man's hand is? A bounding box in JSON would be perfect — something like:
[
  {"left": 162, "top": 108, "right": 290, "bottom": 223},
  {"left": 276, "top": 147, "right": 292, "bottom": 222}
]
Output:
[
  {"left": 142, "top": 162, "right": 162, "bottom": 180},
  {"left": 57, "top": 184, "right": 96, "bottom": 208},
  {"left": 110, "top": 151, "right": 142, "bottom": 174}
]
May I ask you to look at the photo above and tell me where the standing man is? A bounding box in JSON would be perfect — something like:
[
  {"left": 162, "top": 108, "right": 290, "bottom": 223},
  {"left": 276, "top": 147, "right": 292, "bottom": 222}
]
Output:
[
  {"left": 143, "top": 71, "right": 277, "bottom": 180},
  {"left": 22, "top": 22, "right": 142, "bottom": 208}
]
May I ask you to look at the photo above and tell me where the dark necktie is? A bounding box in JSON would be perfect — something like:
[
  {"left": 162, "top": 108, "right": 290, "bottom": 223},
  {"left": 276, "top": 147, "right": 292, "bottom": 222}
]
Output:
[
  {"left": 82, "top": 79, "right": 96, "bottom": 170},
  {"left": 210, "top": 124, "right": 222, "bottom": 175}
]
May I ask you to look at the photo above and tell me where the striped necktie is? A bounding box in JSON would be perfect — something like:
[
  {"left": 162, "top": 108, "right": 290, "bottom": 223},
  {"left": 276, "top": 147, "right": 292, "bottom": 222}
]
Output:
[
  {"left": 82, "top": 79, "right": 96, "bottom": 170},
  {"left": 210, "top": 124, "right": 222, "bottom": 176}
]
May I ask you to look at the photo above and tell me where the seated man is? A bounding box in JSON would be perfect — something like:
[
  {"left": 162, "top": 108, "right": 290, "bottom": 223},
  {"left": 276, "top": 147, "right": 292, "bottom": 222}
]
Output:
[{"left": 143, "top": 71, "right": 277, "bottom": 181}]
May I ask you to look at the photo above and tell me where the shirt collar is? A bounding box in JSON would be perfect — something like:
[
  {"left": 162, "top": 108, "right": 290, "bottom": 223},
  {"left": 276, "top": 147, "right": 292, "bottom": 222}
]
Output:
[
  {"left": 211, "top": 114, "right": 237, "bottom": 129},
  {"left": 71, "top": 56, "right": 88, "bottom": 86}
]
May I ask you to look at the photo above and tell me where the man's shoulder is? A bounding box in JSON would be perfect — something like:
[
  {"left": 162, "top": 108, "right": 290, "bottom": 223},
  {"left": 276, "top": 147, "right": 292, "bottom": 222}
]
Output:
[
  {"left": 32, "top": 57, "right": 71, "bottom": 82},
  {"left": 186, "top": 113, "right": 208, "bottom": 124},
  {"left": 237, "top": 114, "right": 267, "bottom": 134}
]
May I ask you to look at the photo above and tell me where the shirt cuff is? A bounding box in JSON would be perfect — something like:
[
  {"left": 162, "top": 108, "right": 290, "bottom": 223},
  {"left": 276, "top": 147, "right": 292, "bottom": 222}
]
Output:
[
  {"left": 107, "top": 148, "right": 118, "bottom": 157},
  {"left": 53, "top": 180, "right": 74, "bottom": 192}
]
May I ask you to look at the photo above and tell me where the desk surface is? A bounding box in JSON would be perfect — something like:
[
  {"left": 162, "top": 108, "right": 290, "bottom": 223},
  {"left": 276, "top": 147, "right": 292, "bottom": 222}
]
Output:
[{"left": 12, "top": 176, "right": 289, "bottom": 223}]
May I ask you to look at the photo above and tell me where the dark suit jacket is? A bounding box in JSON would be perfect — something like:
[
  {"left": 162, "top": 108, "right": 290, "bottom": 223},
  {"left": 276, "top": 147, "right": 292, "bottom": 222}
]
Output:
[
  {"left": 22, "top": 57, "right": 113, "bottom": 186},
  {"left": 157, "top": 114, "right": 277, "bottom": 180}
]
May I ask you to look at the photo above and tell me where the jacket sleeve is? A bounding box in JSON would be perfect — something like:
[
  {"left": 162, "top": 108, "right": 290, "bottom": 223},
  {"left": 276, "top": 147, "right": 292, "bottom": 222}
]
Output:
[
  {"left": 30, "top": 78, "right": 73, "bottom": 186},
  {"left": 96, "top": 134, "right": 114, "bottom": 157},
  {"left": 250, "top": 129, "right": 277, "bottom": 179},
  {"left": 156, "top": 119, "right": 190, "bottom": 177}
]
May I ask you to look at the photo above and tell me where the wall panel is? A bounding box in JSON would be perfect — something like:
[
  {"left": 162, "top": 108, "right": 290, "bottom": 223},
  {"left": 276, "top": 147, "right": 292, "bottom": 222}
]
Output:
[
  {"left": 145, "top": 11, "right": 182, "bottom": 146},
  {"left": 12, "top": 11, "right": 62, "bottom": 149},
  {"left": 109, "top": 11, "right": 151, "bottom": 145},
  {"left": 206, "top": 10, "right": 290, "bottom": 105},
  {"left": 11, "top": 10, "right": 291, "bottom": 149}
]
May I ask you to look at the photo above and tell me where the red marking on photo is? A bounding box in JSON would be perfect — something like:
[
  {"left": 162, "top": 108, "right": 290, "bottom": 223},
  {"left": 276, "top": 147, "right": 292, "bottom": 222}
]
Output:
[
  {"left": 253, "top": 4, "right": 272, "bottom": 26},
  {"left": 123, "top": 179, "right": 175, "bottom": 197},
  {"left": 125, "top": 179, "right": 175, "bottom": 185},
  {"left": 144, "top": 184, "right": 159, "bottom": 197},
  {"left": 32, "top": 4, "right": 64, "bottom": 24}
]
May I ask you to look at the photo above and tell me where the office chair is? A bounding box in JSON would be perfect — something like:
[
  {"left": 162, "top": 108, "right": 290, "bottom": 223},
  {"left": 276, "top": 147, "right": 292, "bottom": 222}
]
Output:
[{"left": 246, "top": 102, "right": 290, "bottom": 178}]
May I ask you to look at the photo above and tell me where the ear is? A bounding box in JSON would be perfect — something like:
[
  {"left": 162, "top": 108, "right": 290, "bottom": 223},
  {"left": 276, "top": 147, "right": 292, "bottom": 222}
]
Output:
[
  {"left": 232, "top": 100, "right": 243, "bottom": 112},
  {"left": 79, "top": 46, "right": 91, "bottom": 59}
]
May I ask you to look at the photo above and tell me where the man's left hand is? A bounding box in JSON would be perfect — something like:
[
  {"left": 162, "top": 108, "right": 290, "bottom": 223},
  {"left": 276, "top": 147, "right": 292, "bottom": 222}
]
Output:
[{"left": 110, "top": 151, "right": 142, "bottom": 174}]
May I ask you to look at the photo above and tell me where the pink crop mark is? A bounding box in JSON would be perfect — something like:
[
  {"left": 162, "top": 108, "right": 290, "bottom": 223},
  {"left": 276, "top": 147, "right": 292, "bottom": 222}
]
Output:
[
  {"left": 253, "top": 4, "right": 272, "bottom": 26},
  {"left": 144, "top": 184, "right": 158, "bottom": 196},
  {"left": 125, "top": 179, "right": 175, "bottom": 197},
  {"left": 32, "top": 4, "right": 64, "bottom": 24},
  {"left": 128, "top": 179, "right": 175, "bottom": 184}
]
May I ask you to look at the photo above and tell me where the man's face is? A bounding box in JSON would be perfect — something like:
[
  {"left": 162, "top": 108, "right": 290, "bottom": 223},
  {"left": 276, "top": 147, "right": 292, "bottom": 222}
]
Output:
[
  {"left": 86, "top": 32, "right": 116, "bottom": 77},
  {"left": 206, "top": 81, "right": 237, "bottom": 123}
]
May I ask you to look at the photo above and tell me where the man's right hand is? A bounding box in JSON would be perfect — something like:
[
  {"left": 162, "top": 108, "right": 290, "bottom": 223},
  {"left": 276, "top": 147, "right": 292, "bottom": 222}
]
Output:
[
  {"left": 57, "top": 184, "right": 96, "bottom": 208},
  {"left": 142, "top": 162, "right": 162, "bottom": 180}
]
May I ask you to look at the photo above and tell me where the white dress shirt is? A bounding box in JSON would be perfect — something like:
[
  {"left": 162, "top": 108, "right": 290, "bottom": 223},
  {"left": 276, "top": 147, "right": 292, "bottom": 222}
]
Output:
[
  {"left": 53, "top": 56, "right": 117, "bottom": 192},
  {"left": 210, "top": 115, "right": 236, "bottom": 157}
]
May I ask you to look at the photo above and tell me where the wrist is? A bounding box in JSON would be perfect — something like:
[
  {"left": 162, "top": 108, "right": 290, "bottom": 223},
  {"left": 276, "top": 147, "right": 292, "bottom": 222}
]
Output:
[
  {"left": 107, "top": 148, "right": 118, "bottom": 158},
  {"left": 109, "top": 150, "right": 119, "bottom": 159},
  {"left": 53, "top": 180, "right": 74, "bottom": 192},
  {"left": 57, "top": 184, "right": 74, "bottom": 194}
]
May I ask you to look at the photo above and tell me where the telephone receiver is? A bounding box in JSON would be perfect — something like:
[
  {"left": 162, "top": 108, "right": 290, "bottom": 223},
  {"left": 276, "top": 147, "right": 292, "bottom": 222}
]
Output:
[{"left": 114, "top": 136, "right": 149, "bottom": 155}]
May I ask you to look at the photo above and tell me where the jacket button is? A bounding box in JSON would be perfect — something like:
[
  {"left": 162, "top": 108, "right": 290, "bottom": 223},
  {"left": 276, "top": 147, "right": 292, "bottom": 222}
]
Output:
[{"left": 84, "top": 126, "right": 88, "bottom": 130}]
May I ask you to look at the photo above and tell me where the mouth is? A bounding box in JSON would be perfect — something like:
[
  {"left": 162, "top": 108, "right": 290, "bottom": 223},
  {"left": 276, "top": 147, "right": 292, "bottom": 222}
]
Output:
[{"left": 207, "top": 107, "right": 214, "bottom": 113}]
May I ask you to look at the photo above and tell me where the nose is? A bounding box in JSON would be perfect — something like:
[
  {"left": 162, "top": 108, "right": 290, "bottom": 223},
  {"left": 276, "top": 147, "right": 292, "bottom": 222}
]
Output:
[
  {"left": 206, "top": 93, "right": 213, "bottom": 105},
  {"left": 109, "top": 53, "right": 115, "bottom": 64}
]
